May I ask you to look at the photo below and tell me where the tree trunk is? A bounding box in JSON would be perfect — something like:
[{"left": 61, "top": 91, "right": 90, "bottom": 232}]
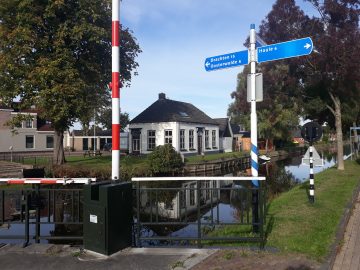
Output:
[
  {"left": 328, "top": 93, "right": 344, "bottom": 170},
  {"left": 353, "top": 122, "right": 359, "bottom": 158},
  {"left": 54, "top": 130, "right": 65, "bottom": 165},
  {"left": 265, "top": 138, "right": 269, "bottom": 153}
]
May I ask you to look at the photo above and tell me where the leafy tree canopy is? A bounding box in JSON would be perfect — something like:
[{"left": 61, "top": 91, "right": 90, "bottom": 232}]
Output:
[{"left": 0, "top": 0, "right": 141, "bottom": 164}]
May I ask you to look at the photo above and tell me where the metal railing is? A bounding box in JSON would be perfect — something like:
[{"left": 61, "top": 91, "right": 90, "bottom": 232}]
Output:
[
  {"left": 132, "top": 176, "right": 266, "bottom": 248},
  {"left": 0, "top": 185, "right": 84, "bottom": 246}
]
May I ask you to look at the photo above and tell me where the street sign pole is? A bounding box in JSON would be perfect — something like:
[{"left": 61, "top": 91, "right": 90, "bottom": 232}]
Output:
[
  {"left": 250, "top": 24, "right": 259, "bottom": 233},
  {"left": 309, "top": 143, "right": 315, "bottom": 203},
  {"left": 250, "top": 24, "right": 258, "bottom": 185}
]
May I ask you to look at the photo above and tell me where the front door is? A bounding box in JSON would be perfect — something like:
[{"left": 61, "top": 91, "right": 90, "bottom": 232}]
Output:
[
  {"left": 130, "top": 128, "right": 142, "bottom": 155},
  {"left": 132, "top": 137, "right": 140, "bottom": 154},
  {"left": 197, "top": 135, "right": 203, "bottom": 155}
]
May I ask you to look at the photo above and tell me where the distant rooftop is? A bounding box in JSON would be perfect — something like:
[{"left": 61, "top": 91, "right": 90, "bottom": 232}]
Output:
[{"left": 130, "top": 93, "right": 218, "bottom": 125}]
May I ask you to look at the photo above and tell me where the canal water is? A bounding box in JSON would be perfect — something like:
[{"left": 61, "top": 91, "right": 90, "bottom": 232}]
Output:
[
  {"left": 0, "top": 145, "right": 351, "bottom": 245},
  {"left": 138, "top": 145, "right": 352, "bottom": 245}
]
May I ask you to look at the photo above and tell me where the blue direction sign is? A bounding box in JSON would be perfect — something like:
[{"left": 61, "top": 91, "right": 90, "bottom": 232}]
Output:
[
  {"left": 257, "top": 37, "right": 313, "bottom": 63},
  {"left": 204, "top": 50, "right": 248, "bottom": 72}
]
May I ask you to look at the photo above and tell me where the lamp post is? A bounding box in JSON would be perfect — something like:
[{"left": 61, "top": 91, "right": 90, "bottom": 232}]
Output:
[{"left": 9, "top": 146, "right": 13, "bottom": 162}]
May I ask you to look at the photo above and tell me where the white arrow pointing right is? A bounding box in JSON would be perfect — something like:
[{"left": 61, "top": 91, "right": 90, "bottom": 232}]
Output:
[{"left": 304, "top": 43, "right": 311, "bottom": 50}]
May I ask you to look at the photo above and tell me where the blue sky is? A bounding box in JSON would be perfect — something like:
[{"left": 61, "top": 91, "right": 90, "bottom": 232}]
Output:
[{"left": 120, "top": 0, "right": 317, "bottom": 120}]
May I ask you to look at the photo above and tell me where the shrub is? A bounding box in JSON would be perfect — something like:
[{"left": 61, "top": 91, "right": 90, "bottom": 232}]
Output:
[{"left": 147, "top": 144, "right": 183, "bottom": 175}]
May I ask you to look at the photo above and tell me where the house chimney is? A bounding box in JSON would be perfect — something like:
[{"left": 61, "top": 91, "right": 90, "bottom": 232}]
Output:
[{"left": 158, "top": 93, "right": 166, "bottom": 100}]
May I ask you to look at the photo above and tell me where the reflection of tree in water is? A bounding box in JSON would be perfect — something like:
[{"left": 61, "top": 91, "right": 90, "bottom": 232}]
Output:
[{"left": 261, "top": 162, "right": 298, "bottom": 200}]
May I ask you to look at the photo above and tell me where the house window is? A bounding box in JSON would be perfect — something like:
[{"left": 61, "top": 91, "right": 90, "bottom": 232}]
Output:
[
  {"left": 212, "top": 130, "right": 216, "bottom": 148},
  {"left": 100, "top": 138, "right": 106, "bottom": 150},
  {"left": 46, "top": 135, "right": 54, "bottom": 149},
  {"left": 147, "top": 130, "right": 156, "bottom": 150},
  {"left": 24, "top": 119, "right": 33, "bottom": 128},
  {"left": 205, "top": 130, "right": 209, "bottom": 148},
  {"left": 164, "top": 130, "right": 172, "bottom": 145},
  {"left": 82, "top": 138, "right": 88, "bottom": 150},
  {"left": 189, "top": 130, "right": 194, "bottom": 149},
  {"left": 25, "top": 135, "right": 34, "bottom": 149},
  {"left": 180, "top": 129, "right": 185, "bottom": 150}
]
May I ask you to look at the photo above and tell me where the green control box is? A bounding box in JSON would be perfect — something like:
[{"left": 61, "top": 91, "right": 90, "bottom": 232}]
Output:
[{"left": 83, "top": 182, "right": 132, "bottom": 255}]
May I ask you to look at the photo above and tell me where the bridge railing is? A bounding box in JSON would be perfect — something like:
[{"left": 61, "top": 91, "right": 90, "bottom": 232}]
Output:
[{"left": 132, "top": 176, "right": 266, "bottom": 248}]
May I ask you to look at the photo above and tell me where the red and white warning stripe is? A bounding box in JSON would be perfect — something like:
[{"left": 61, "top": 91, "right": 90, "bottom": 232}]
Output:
[
  {"left": 112, "top": 0, "right": 120, "bottom": 180},
  {"left": 0, "top": 178, "right": 96, "bottom": 185}
]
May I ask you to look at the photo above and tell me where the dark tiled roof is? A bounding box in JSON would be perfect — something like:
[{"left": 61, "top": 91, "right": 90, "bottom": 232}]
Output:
[
  {"left": 213, "top": 118, "right": 232, "bottom": 137},
  {"left": 130, "top": 94, "right": 218, "bottom": 125},
  {"left": 37, "top": 123, "right": 54, "bottom": 132}
]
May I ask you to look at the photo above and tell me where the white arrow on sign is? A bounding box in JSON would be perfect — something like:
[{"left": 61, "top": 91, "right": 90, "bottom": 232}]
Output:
[
  {"left": 205, "top": 62, "right": 210, "bottom": 67},
  {"left": 304, "top": 43, "right": 311, "bottom": 49}
]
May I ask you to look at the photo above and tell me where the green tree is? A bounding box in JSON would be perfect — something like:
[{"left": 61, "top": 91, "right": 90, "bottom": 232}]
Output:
[
  {"left": 302, "top": 0, "right": 360, "bottom": 170},
  {"left": 97, "top": 107, "right": 129, "bottom": 132},
  {"left": 147, "top": 145, "right": 183, "bottom": 175},
  {"left": 228, "top": 0, "right": 310, "bottom": 148},
  {"left": 0, "top": 0, "right": 141, "bottom": 164}
]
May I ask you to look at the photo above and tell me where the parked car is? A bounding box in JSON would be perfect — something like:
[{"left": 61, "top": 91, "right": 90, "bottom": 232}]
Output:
[{"left": 103, "top": 143, "right": 112, "bottom": 152}]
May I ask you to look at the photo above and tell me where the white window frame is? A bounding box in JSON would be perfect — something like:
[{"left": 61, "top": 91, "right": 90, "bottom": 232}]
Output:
[
  {"left": 147, "top": 130, "right": 156, "bottom": 150},
  {"left": 164, "top": 130, "right": 173, "bottom": 145},
  {"left": 189, "top": 129, "right": 194, "bottom": 149},
  {"left": 180, "top": 129, "right": 185, "bottom": 150},
  {"left": 24, "top": 119, "right": 33, "bottom": 128},
  {"left": 212, "top": 130, "right": 216, "bottom": 148},
  {"left": 25, "top": 135, "right": 34, "bottom": 149},
  {"left": 205, "top": 130, "right": 209, "bottom": 149}
]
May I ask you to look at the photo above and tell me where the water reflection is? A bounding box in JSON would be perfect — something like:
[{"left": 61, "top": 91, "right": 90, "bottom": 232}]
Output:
[{"left": 0, "top": 187, "right": 83, "bottom": 244}]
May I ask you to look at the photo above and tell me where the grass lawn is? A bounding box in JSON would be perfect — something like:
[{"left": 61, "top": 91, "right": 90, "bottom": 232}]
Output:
[
  {"left": 23, "top": 152, "right": 249, "bottom": 169},
  {"left": 265, "top": 160, "right": 360, "bottom": 260},
  {"left": 204, "top": 160, "right": 359, "bottom": 261}
]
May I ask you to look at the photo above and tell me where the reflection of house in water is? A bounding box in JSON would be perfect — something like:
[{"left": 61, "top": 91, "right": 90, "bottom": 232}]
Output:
[{"left": 139, "top": 180, "right": 221, "bottom": 220}]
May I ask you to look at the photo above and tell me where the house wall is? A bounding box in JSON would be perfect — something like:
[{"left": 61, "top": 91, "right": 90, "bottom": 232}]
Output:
[
  {"left": 0, "top": 110, "right": 54, "bottom": 153},
  {"left": 129, "top": 122, "right": 220, "bottom": 155},
  {"left": 222, "top": 137, "right": 233, "bottom": 152},
  {"left": 63, "top": 132, "right": 129, "bottom": 151}
]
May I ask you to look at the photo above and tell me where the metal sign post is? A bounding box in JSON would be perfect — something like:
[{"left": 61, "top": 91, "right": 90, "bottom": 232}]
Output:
[{"left": 301, "top": 121, "right": 323, "bottom": 203}]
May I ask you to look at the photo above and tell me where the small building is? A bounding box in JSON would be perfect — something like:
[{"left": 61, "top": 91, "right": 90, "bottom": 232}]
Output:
[
  {"left": 292, "top": 129, "right": 305, "bottom": 146},
  {"left": 129, "top": 93, "right": 220, "bottom": 156},
  {"left": 63, "top": 130, "right": 129, "bottom": 152},
  {"left": 0, "top": 104, "right": 54, "bottom": 153},
  {"left": 213, "top": 118, "right": 234, "bottom": 153}
]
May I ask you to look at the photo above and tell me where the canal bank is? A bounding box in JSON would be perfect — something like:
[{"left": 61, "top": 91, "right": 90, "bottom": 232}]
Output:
[{"left": 193, "top": 159, "right": 360, "bottom": 269}]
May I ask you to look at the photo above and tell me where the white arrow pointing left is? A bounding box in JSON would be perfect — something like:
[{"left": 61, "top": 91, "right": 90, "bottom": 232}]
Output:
[{"left": 205, "top": 61, "right": 210, "bottom": 67}]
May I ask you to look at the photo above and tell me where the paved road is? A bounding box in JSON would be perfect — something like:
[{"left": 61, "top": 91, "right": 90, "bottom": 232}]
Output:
[{"left": 0, "top": 244, "right": 216, "bottom": 270}]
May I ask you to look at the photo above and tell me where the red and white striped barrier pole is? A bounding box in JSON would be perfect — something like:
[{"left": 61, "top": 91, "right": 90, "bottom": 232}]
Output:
[
  {"left": 0, "top": 178, "right": 96, "bottom": 185},
  {"left": 112, "top": 0, "right": 120, "bottom": 180}
]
